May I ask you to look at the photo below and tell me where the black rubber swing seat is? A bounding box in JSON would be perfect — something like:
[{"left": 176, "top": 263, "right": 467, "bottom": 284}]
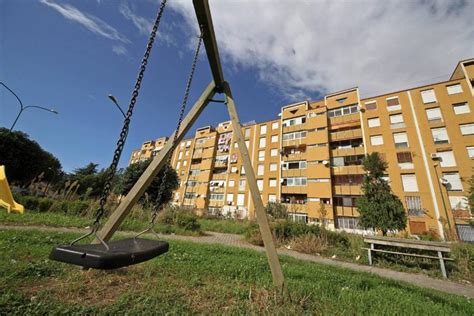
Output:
[{"left": 49, "top": 238, "right": 169, "bottom": 269}]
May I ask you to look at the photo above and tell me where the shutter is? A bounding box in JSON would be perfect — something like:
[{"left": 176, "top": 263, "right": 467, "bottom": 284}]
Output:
[
  {"left": 421, "top": 90, "right": 437, "bottom": 103},
  {"left": 460, "top": 124, "right": 474, "bottom": 135},
  {"left": 402, "top": 174, "right": 419, "bottom": 192},
  {"left": 393, "top": 133, "right": 408, "bottom": 146},
  {"left": 453, "top": 103, "right": 470, "bottom": 115},
  {"left": 447, "top": 84, "right": 462, "bottom": 95},
  {"left": 257, "top": 164, "right": 264, "bottom": 176},
  {"left": 368, "top": 118, "right": 380, "bottom": 128},
  {"left": 370, "top": 135, "right": 383, "bottom": 145},
  {"left": 443, "top": 173, "right": 463, "bottom": 191},
  {"left": 437, "top": 151, "right": 456, "bottom": 167},
  {"left": 426, "top": 108, "right": 442, "bottom": 120},
  {"left": 386, "top": 97, "right": 399, "bottom": 106},
  {"left": 237, "top": 194, "right": 245, "bottom": 206},
  {"left": 431, "top": 128, "right": 449, "bottom": 142},
  {"left": 390, "top": 114, "right": 404, "bottom": 124}
]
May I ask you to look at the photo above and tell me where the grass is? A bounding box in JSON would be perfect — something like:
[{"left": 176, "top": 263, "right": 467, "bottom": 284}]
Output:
[
  {"left": 198, "top": 218, "right": 251, "bottom": 235},
  {"left": 0, "top": 228, "right": 473, "bottom": 314}
]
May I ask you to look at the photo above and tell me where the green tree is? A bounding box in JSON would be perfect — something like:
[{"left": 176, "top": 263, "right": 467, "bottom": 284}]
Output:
[
  {"left": 62, "top": 163, "right": 109, "bottom": 197},
  {"left": 356, "top": 152, "right": 407, "bottom": 235},
  {"left": 265, "top": 201, "right": 288, "bottom": 219},
  {"left": 115, "top": 159, "right": 179, "bottom": 206},
  {"left": 0, "top": 128, "right": 62, "bottom": 185},
  {"left": 467, "top": 175, "right": 474, "bottom": 225}
]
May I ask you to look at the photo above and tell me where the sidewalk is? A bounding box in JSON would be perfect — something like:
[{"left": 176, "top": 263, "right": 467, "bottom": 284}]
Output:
[{"left": 1, "top": 224, "right": 473, "bottom": 298}]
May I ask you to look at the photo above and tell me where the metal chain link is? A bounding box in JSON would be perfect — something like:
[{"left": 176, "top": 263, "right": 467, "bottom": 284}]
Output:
[
  {"left": 93, "top": 0, "right": 168, "bottom": 227},
  {"left": 151, "top": 28, "right": 204, "bottom": 225}
]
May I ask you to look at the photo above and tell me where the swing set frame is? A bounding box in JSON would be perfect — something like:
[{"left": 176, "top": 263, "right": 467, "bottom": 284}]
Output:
[{"left": 96, "top": 0, "right": 284, "bottom": 289}]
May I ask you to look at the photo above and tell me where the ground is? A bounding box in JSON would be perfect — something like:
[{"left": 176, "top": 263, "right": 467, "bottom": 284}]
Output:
[{"left": 1, "top": 228, "right": 473, "bottom": 315}]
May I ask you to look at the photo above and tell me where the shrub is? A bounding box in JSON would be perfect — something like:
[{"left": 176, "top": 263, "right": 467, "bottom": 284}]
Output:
[
  {"left": 156, "top": 206, "right": 201, "bottom": 232},
  {"left": 273, "top": 221, "right": 321, "bottom": 241},
  {"left": 289, "top": 234, "right": 328, "bottom": 254},
  {"left": 265, "top": 202, "right": 287, "bottom": 219},
  {"left": 451, "top": 243, "right": 474, "bottom": 282},
  {"left": 245, "top": 223, "right": 264, "bottom": 246}
]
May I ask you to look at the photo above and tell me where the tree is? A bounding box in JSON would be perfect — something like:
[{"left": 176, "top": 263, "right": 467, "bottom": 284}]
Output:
[
  {"left": 467, "top": 175, "right": 474, "bottom": 226},
  {"left": 62, "top": 163, "right": 109, "bottom": 198},
  {"left": 115, "top": 159, "right": 179, "bottom": 206},
  {"left": 265, "top": 201, "right": 287, "bottom": 219},
  {"left": 356, "top": 152, "right": 407, "bottom": 235},
  {"left": 0, "top": 128, "right": 62, "bottom": 185}
]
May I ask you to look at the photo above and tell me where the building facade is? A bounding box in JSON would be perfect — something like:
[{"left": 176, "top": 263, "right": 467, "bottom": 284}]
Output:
[{"left": 129, "top": 59, "right": 474, "bottom": 240}]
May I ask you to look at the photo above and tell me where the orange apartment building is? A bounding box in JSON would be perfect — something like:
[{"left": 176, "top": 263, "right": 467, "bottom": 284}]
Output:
[{"left": 129, "top": 59, "right": 474, "bottom": 241}]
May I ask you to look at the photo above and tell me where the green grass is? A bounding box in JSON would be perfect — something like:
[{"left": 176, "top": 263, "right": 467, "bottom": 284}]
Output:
[
  {"left": 198, "top": 218, "right": 251, "bottom": 234},
  {"left": 0, "top": 228, "right": 472, "bottom": 314}
]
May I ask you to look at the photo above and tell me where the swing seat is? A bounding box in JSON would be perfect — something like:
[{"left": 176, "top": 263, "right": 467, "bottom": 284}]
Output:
[{"left": 49, "top": 238, "right": 169, "bottom": 269}]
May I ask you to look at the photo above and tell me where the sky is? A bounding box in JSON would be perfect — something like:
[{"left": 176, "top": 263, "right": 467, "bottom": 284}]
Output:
[{"left": 1, "top": 0, "right": 473, "bottom": 173}]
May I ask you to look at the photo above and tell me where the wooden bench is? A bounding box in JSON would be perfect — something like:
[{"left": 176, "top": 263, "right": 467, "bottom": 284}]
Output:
[{"left": 363, "top": 236, "right": 454, "bottom": 278}]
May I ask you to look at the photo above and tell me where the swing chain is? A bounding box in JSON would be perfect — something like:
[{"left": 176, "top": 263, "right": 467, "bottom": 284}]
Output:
[
  {"left": 150, "top": 27, "right": 204, "bottom": 225},
  {"left": 94, "top": 0, "right": 168, "bottom": 226}
]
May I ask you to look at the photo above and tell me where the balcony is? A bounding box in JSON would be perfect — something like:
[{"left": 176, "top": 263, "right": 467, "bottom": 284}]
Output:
[
  {"left": 282, "top": 123, "right": 307, "bottom": 134},
  {"left": 281, "top": 185, "right": 307, "bottom": 194},
  {"left": 329, "top": 129, "right": 362, "bottom": 141}
]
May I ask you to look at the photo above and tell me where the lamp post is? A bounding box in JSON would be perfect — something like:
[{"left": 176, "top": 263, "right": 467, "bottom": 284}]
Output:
[
  {"left": 107, "top": 94, "right": 126, "bottom": 118},
  {"left": 432, "top": 158, "right": 453, "bottom": 238},
  {"left": 1, "top": 82, "right": 58, "bottom": 131}
]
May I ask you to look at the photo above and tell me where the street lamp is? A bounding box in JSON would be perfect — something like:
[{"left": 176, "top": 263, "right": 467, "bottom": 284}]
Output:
[
  {"left": 0, "top": 82, "right": 58, "bottom": 131},
  {"left": 107, "top": 94, "right": 126, "bottom": 118},
  {"left": 431, "top": 155, "right": 453, "bottom": 238}
]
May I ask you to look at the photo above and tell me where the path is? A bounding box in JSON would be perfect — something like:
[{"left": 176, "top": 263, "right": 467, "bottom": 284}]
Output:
[{"left": 1, "top": 224, "right": 473, "bottom": 299}]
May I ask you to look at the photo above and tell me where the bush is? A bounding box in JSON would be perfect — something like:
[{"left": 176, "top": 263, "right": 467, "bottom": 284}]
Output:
[
  {"left": 156, "top": 206, "right": 201, "bottom": 232},
  {"left": 12, "top": 195, "right": 90, "bottom": 215},
  {"left": 273, "top": 221, "right": 322, "bottom": 241},
  {"left": 244, "top": 223, "right": 264, "bottom": 246},
  {"left": 289, "top": 234, "right": 328, "bottom": 254},
  {"left": 265, "top": 202, "right": 287, "bottom": 219},
  {"left": 451, "top": 243, "right": 474, "bottom": 282}
]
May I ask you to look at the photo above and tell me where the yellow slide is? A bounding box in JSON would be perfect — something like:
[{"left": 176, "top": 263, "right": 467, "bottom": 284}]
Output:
[{"left": 0, "top": 165, "right": 24, "bottom": 214}]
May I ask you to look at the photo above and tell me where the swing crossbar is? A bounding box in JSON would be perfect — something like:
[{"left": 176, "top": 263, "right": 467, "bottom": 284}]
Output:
[{"left": 193, "top": 0, "right": 225, "bottom": 91}]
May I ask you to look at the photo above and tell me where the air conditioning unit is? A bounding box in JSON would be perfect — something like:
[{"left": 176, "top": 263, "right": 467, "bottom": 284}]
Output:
[
  {"left": 440, "top": 178, "right": 449, "bottom": 185},
  {"left": 322, "top": 160, "right": 329, "bottom": 166},
  {"left": 430, "top": 153, "right": 440, "bottom": 160}
]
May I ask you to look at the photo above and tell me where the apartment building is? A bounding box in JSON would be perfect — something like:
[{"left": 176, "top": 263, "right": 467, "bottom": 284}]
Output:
[{"left": 129, "top": 58, "right": 474, "bottom": 241}]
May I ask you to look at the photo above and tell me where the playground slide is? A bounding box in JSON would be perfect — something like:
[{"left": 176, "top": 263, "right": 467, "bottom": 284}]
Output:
[{"left": 0, "top": 165, "right": 24, "bottom": 214}]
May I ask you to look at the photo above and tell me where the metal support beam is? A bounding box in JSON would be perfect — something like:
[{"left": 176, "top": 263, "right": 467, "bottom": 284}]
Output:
[
  {"left": 97, "top": 81, "right": 216, "bottom": 241},
  {"left": 193, "top": 0, "right": 225, "bottom": 91},
  {"left": 223, "top": 82, "right": 285, "bottom": 290}
]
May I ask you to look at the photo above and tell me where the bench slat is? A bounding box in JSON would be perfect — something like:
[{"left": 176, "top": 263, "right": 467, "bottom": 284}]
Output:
[
  {"left": 362, "top": 248, "right": 454, "bottom": 261},
  {"left": 363, "top": 238, "right": 450, "bottom": 252}
]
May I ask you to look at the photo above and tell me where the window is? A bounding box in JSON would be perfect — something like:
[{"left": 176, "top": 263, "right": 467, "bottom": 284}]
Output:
[
  {"left": 332, "top": 174, "right": 364, "bottom": 185},
  {"left": 268, "top": 194, "right": 277, "bottom": 202},
  {"left": 189, "top": 169, "right": 200, "bottom": 176},
  {"left": 260, "top": 125, "right": 267, "bottom": 134},
  {"left": 460, "top": 123, "right": 474, "bottom": 136},
  {"left": 333, "top": 196, "right": 358, "bottom": 207},
  {"left": 178, "top": 152, "right": 183, "bottom": 159},
  {"left": 449, "top": 196, "right": 468, "bottom": 210},
  {"left": 443, "top": 172, "right": 463, "bottom": 191},
  {"left": 370, "top": 135, "right": 383, "bottom": 146},
  {"left": 406, "top": 196, "right": 423, "bottom": 216},
  {"left": 330, "top": 155, "right": 364, "bottom": 167},
  {"left": 282, "top": 116, "right": 305, "bottom": 127},
  {"left": 270, "top": 148, "right": 278, "bottom": 157},
  {"left": 226, "top": 194, "right": 234, "bottom": 204},
  {"left": 282, "top": 161, "right": 306, "bottom": 170},
  {"left": 268, "top": 179, "right": 276, "bottom": 188},
  {"left": 421, "top": 89, "right": 437, "bottom": 104},
  {"left": 184, "top": 192, "right": 197, "bottom": 199},
  {"left": 271, "top": 135, "right": 278, "bottom": 143},
  {"left": 269, "top": 163, "right": 278, "bottom": 171},
  {"left": 365, "top": 101, "right": 377, "bottom": 110},
  {"left": 426, "top": 107, "right": 443, "bottom": 122},
  {"left": 259, "top": 138, "right": 266, "bottom": 148},
  {"left": 437, "top": 151, "right": 456, "bottom": 167},
  {"left": 327, "top": 104, "right": 359, "bottom": 118},
  {"left": 431, "top": 127, "right": 449, "bottom": 144},
  {"left": 367, "top": 117, "right": 380, "bottom": 128},
  {"left": 209, "top": 193, "right": 224, "bottom": 200},
  {"left": 185, "top": 150, "right": 189, "bottom": 156},
  {"left": 402, "top": 174, "right": 419, "bottom": 192},
  {"left": 237, "top": 194, "right": 245, "bottom": 206},
  {"left": 386, "top": 97, "right": 401, "bottom": 111},
  {"left": 288, "top": 213, "right": 308, "bottom": 223},
  {"left": 397, "top": 152, "right": 413, "bottom": 169},
  {"left": 228, "top": 180, "right": 235, "bottom": 187},
  {"left": 467, "top": 146, "right": 474, "bottom": 159},
  {"left": 176, "top": 162, "right": 181, "bottom": 169},
  {"left": 282, "top": 131, "right": 307, "bottom": 141},
  {"left": 393, "top": 132, "right": 409, "bottom": 148},
  {"left": 257, "top": 179, "right": 264, "bottom": 191},
  {"left": 337, "top": 217, "right": 360, "bottom": 230},
  {"left": 257, "top": 164, "right": 264, "bottom": 176},
  {"left": 245, "top": 140, "right": 250, "bottom": 148},
  {"left": 258, "top": 150, "right": 265, "bottom": 161},
  {"left": 272, "top": 122, "right": 279, "bottom": 130},
  {"left": 240, "top": 166, "right": 246, "bottom": 175},
  {"left": 447, "top": 84, "right": 463, "bottom": 95},
  {"left": 231, "top": 166, "right": 238, "bottom": 173},
  {"left": 282, "top": 177, "right": 307, "bottom": 186},
  {"left": 183, "top": 160, "right": 187, "bottom": 166},
  {"left": 453, "top": 103, "right": 470, "bottom": 115},
  {"left": 244, "top": 128, "right": 251, "bottom": 138},
  {"left": 390, "top": 114, "right": 405, "bottom": 128},
  {"left": 239, "top": 179, "right": 246, "bottom": 190}
]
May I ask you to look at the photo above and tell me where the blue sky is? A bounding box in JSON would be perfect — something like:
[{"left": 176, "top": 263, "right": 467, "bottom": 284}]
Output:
[{"left": 1, "top": 0, "right": 473, "bottom": 173}]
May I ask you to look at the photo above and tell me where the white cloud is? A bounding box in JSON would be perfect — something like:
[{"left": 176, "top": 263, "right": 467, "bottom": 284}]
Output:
[
  {"left": 169, "top": 0, "right": 474, "bottom": 100},
  {"left": 119, "top": 2, "right": 176, "bottom": 46},
  {"left": 112, "top": 45, "right": 128, "bottom": 56},
  {"left": 40, "top": 0, "right": 129, "bottom": 43}
]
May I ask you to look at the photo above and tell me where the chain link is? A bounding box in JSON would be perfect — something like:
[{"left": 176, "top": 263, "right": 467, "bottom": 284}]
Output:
[
  {"left": 151, "top": 28, "right": 204, "bottom": 225},
  {"left": 93, "top": 0, "right": 168, "bottom": 226}
]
